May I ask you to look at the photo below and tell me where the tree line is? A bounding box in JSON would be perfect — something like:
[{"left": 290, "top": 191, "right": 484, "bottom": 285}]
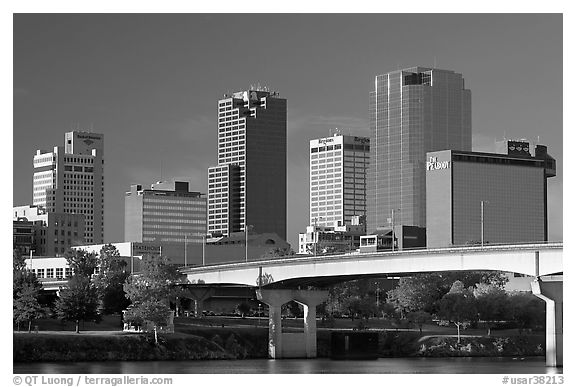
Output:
[
  {"left": 13, "top": 245, "right": 183, "bottom": 343},
  {"left": 322, "top": 272, "right": 545, "bottom": 341}
]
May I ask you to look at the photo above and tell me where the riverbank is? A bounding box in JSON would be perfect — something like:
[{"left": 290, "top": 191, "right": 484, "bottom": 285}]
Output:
[{"left": 14, "top": 328, "right": 545, "bottom": 362}]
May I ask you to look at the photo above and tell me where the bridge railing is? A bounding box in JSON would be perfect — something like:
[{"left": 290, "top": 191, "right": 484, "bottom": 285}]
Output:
[{"left": 181, "top": 241, "right": 562, "bottom": 272}]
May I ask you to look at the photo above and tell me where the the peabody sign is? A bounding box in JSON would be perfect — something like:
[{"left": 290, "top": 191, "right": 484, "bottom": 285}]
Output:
[{"left": 426, "top": 156, "right": 450, "bottom": 171}]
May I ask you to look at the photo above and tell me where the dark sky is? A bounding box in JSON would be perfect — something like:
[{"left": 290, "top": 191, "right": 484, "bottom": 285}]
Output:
[{"left": 12, "top": 14, "right": 563, "bottom": 248}]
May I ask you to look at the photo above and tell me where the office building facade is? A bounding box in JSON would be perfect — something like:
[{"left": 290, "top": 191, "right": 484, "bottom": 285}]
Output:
[
  {"left": 14, "top": 205, "right": 85, "bottom": 256},
  {"left": 208, "top": 88, "right": 287, "bottom": 239},
  {"left": 124, "top": 180, "right": 207, "bottom": 245},
  {"left": 426, "top": 142, "right": 556, "bottom": 248},
  {"left": 367, "top": 67, "right": 471, "bottom": 233},
  {"left": 33, "top": 131, "right": 104, "bottom": 244},
  {"left": 309, "top": 134, "right": 369, "bottom": 227}
]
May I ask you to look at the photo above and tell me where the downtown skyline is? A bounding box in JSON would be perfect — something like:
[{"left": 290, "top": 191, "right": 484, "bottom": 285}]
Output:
[{"left": 13, "top": 14, "right": 563, "bottom": 248}]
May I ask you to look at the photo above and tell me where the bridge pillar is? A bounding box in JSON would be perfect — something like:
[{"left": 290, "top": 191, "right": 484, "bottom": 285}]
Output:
[
  {"left": 182, "top": 288, "right": 215, "bottom": 317},
  {"left": 256, "top": 289, "right": 294, "bottom": 359},
  {"left": 294, "top": 290, "right": 329, "bottom": 358},
  {"left": 256, "top": 289, "right": 328, "bottom": 359},
  {"left": 531, "top": 276, "right": 563, "bottom": 367}
]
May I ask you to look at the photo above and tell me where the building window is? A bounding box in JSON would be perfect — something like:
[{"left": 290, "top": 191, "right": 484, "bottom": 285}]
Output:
[{"left": 46, "top": 268, "right": 54, "bottom": 278}]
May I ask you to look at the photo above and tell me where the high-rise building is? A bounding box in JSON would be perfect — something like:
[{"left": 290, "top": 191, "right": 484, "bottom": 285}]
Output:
[
  {"left": 207, "top": 88, "right": 287, "bottom": 239},
  {"left": 33, "top": 131, "right": 104, "bottom": 244},
  {"left": 124, "top": 180, "right": 207, "bottom": 245},
  {"left": 426, "top": 142, "right": 556, "bottom": 248},
  {"left": 367, "top": 67, "right": 472, "bottom": 233},
  {"left": 309, "top": 133, "right": 369, "bottom": 227}
]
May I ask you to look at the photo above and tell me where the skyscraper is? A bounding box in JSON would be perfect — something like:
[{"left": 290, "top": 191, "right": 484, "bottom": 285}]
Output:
[
  {"left": 367, "top": 67, "right": 471, "bottom": 233},
  {"left": 33, "top": 131, "right": 104, "bottom": 244},
  {"left": 207, "top": 88, "right": 287, "bottom": 239},
  {"left": 309, "top": 133, "right": 369, "bottom": 227}
]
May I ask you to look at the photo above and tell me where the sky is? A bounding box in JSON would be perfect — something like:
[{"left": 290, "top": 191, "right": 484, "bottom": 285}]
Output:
[{"left": 12, "top": 13, "right": 563, "bottom": 248}]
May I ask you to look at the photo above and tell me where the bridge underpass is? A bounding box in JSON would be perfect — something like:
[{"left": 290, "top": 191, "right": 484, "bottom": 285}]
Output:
[{"left": 182, "top": 243, "right": 563, "bottom": 365}]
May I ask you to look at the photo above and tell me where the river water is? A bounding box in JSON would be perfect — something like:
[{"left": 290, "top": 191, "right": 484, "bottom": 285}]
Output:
[{"left": 13, "top": 357, "right": 561, "bottom": 374}]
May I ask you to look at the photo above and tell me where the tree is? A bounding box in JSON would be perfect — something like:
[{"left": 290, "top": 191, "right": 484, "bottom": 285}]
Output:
[
  {"left": 123, "top": 255, "right": 184, "bottom": 304},
  {"left": 386, "top": 274, "right": 447, "bottom": 317},
  {"left": 13, "top": 283, "right": 45, "bottom": 332},
  {"left": 260, "top": 247, "right": 295, "bottom": 259},
  {"left": 407, "top": 311, "right": 432, "bottom": 335},
  {"left": 437, "top": 281, "right": 478, "bottom": 343},
  {"left": 13, "top": 249, "right": 41, "bottom": 299},
  {"left": 236, "top": 302, "right": 251, "bottom": 318},
  {"left": 473, "top": 283, "right": 510, "bottom": 335},
  {"left": 508, "top": 292, "right": 545, "bottom": 332},
  {"left": 64, "top": 248, "right": 98, "bottom": 278},
  {"left": 54, "top": 276, "right": 100, "bottom": 333},
  {"left": 124, "top": 299, "right": 172, "bottom": 344},
  {"left": 386, "top": 271, "right": 508, "bottom": 318},
  {"left": 93, "top": 244, "right": 130, "bottom": 315},
  {"left": 123, "top": 255, "right": 184, "bottom": 343}
]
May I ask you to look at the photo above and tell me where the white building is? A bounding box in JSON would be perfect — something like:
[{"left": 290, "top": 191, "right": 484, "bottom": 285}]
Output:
[
  {"left": 25, "top": 241, "right": 162, "bottom": 280},
  {"left": 33, "top": 131, "right": 104, "bottom": 244},
  {"left": 309, "top": 133, "right": 369, "bottom": 227}
]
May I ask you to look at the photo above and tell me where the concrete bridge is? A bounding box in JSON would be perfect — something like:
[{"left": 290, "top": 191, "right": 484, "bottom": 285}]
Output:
[{"left": 182, "top": 243, "right": 563, "bottom": 366}]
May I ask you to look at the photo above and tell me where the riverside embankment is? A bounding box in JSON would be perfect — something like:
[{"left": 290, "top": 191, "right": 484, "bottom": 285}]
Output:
[{"left": 13, "top": 328, "right": 545, "bottom": 362}]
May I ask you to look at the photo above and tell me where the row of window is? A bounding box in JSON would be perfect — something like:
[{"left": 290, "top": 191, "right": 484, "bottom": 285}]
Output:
[
  {"left": 64, "top": 165, "right": 94, "bottom": 173},
  {"left": 142, "top": 218, "right": 205, "bottom": 224},
  {"left": 31, "top": 267, "right": 72, "bottom": 279},
  {"left": 64, "top": 156, "right": 95, "bottom": 164},
  {"left": 142, "top": 206, "right": 206, "bottom": 213},
  {"left": 143, "top": 224, "right": 205, "bottom": 230}
]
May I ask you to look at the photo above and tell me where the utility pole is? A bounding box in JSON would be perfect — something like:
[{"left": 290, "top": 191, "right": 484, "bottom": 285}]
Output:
[
  {"left": 29, "top": 249, "right": 35, "bottom": 271},
  {"left": 481, "top": 201, "right": 489, "bottom": 247},
  {"left": 184, "top": 234, "right": 188, "bottom": 267},
  {"left": 202, "top": 235, "right": 206, "bottom": 266}
]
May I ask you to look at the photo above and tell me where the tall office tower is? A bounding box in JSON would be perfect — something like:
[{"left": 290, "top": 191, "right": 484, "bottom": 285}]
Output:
[
  {"left": 124, "top": 180, "right": 207, "bottom": 244},
  {"left": 367, "top": 67, "right": 471, "bottom": 233},
  {"left": 207, "top": 88, "right": 287, "bottom": 239},
  {"left": 309, "top": 134, "right": 370, "bottom": 227},
  {"left": 33, "top": 131, "right": 104, "bottom": 244}
]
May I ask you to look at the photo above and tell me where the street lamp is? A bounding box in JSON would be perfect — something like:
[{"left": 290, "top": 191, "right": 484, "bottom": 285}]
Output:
[
  {"left": 184, "top": 234, "right": 188, "bottom": 268},
  {"left": 390, "top": 209, "right": 400, "bottom": 252},
  {"left": 481, "top": 201, "right": 489, "bottom": 247},
  {"left": 244, "top": 222, "right": 253, "bottom": 263},
  {"left": 29, "top": 249, "right": 35, "bottom": 271},
  {"left": 202, "top": 234, "right": 206, "bottom": 266}
]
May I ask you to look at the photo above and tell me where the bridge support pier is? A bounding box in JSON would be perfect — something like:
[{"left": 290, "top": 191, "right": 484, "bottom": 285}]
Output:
[
  {"left": 531, "top": 276, "right": 563, "bottom": 367},
  {"left": 256, "top": 289, "right": 328, "bottom": 359},
  {"left": 182, "top": 288, "right": 215, "bottom": 317}
]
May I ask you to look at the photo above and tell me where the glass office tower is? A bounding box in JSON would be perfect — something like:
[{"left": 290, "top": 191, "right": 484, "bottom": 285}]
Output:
[
  {"left": 207, "top": 88, "right": 287, "bottom": 239},
  {"left": 367, "top": 67, "right": 471, "bottom": 233}
]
